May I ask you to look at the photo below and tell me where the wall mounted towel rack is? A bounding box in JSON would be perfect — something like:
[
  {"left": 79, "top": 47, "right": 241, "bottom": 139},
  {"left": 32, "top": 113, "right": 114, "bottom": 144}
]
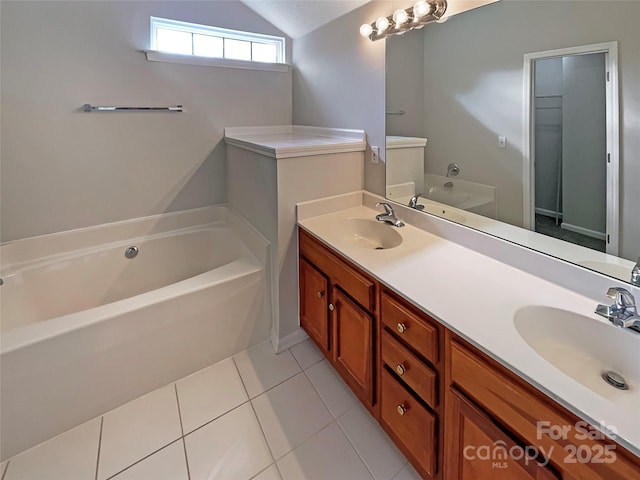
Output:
[{"left": 82, "top": 104, "right": 183, "bottom": 112}]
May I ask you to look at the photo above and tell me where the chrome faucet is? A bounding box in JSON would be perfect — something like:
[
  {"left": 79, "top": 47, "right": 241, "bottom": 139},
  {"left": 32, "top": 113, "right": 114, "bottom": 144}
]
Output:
[
  {"left": 446, "top": 163, "right": 460, "bottom": 177},
  {"left": 407, "top": 194, "right": 426, "bottom": 211},
  {"left": 595, "top": 287, "right": 640, "bottom": 333},
  {"left": 631, "top": 257, "right": 640, "bottom": 286},
  {"left": 375, "top": 202, "right": 405, "bottom": 227}
]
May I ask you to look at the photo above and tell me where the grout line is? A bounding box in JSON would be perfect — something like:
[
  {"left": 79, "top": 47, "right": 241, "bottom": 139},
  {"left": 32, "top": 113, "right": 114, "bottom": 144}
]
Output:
[
  {"left": 173, "top": 384, "right": 191, "bottom": 480},
  {"left": 248, "top": 398, "right": 278, "bottom": 463},
  {"left": 104, "top": 439, "right": 183, "bottom": 480},
  {"left": 232, "top": 356, "right": 251, "bottom": 400},
  {"left": 174, "top": 384, "right": 186, "bottom": 437},
  {"left": 95, "top": 417, "right": 104, "bottom": 480},
  {"left": 1, "top": 461, "right": 9, "bottom": 480},
  {"left": 335, "top": 416, "right": 378, "bottom": 480},
  {"left": 248, "top": 463, "right": 278, "bottom": 480},
  {"left": 182, "top": 400, "right": 249, "bottom": 437},
  {"left": 181, "top": 437, "right": 191, "bottom": 480}
]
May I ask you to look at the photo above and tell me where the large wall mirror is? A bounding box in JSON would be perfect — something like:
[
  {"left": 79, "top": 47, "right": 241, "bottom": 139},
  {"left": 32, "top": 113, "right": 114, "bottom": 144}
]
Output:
[{"left": 385, "top": 0, "right": 640, "bottom": 285}]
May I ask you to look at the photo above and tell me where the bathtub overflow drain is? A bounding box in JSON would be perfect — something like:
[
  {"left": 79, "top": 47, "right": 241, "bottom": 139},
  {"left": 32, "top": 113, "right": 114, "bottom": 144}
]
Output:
[
  {"left": 602, "top": 371, "right": 629, "bottom": 390},
  {"left": 125, "top": 246, "right": 139, "bottom": 259}
]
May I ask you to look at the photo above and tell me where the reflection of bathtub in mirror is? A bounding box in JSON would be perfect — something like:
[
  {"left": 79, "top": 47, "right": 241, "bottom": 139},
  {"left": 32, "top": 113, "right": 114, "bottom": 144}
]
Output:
[{"left": 424, "top": 174, "right": 496, "bottom": 218}]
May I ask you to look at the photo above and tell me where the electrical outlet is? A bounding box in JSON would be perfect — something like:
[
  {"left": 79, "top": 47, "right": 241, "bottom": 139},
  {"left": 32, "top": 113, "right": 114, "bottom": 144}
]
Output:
[{"left": 371, "top": 145, "right": 380, "bottom": 164}]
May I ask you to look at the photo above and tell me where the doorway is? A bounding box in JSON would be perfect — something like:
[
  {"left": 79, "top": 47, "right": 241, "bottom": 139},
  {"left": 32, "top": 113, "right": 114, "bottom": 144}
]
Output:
[{"left": 523, "top": 42, "right": 619, "bottom": 255}]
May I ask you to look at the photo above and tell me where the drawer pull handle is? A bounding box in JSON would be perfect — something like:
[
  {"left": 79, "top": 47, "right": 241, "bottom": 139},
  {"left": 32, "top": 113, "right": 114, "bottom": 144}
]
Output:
[
  {"left": 396, "top": 404, "right": 407, "bottom": 416},
  {"left": 396, "top": 322, "right": 407, "bottom": 333},
  {"left": 317, "top": 291, "right": 324, "bottom": 298},
  {"left": 396, "top": 364, "right": 406, "bottom": 376},
  {"left": 329, "top": 303, "right": 335, "bottom": 311}
]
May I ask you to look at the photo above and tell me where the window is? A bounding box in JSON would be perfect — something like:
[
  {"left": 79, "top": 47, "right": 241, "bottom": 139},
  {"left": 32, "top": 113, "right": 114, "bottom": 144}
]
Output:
[{"left": 150, "top": 17, "right": 285, "bottom": 65}]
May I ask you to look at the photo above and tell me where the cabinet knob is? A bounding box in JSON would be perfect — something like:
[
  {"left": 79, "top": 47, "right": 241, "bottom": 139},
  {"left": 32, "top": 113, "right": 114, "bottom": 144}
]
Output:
[
  {"left": 396, "top": 364, "right": 406, "bottom": 376},
  {"left": 396, "top": 322, "right": 407, "bottom": 334},
  {"left": 329, "top": 303, "right": 335, "bottom": 311},
  {"left": 317, "top": 291, "right": 324, "bottom": 298},
  {"left": 396, "top": 404, "right": 407, "bottom": 416}
]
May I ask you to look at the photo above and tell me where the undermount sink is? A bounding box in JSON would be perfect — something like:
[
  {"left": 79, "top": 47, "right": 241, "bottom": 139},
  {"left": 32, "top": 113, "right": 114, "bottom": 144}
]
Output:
[
  {"left": 514, "top": 306, "right": 640, "bottom": 408},
  {"left": 335, "top": 218, "right": 403, "bottom": 250}
]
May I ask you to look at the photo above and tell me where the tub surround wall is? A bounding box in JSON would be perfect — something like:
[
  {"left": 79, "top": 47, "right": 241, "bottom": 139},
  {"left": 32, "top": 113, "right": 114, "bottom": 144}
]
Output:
[
  {"left": 0, "top": 206, "right": 270, "bottom": 461},
  {"left": 0, "top": 0, "right": 292, "bottom": 243},
  {"left": 225, "top": 126, "right": 365, "bottom": 351}
]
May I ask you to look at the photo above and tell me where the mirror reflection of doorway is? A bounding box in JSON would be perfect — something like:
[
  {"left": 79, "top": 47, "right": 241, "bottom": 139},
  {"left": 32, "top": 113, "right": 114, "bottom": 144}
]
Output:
[
  {"left": 525, "top": 42, "right": 620, "bottom": 256},
  {"left": 533, "top": 52, "right": 607, "bottom": 252}
]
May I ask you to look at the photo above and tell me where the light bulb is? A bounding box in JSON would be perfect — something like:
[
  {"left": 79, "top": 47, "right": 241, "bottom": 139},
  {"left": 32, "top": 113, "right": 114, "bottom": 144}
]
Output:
[
  {"left": 375, "top": 16, "right": 390, "bottom": 32},
  {"left": 393, "top": 9, "right": 409, "bottom": 26},
  {"left": 359, "top": 23, "right": 373, "bottom": 37},
  {"left": 413, "top": 1, "right": 430, "bottom": 18}
]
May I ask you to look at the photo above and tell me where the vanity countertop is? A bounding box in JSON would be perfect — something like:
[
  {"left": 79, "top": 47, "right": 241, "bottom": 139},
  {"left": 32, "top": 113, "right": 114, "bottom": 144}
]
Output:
[
  {"left": 224, "top": 125, "right": 366, "bottom": 159},
  {"left": 297, "top": 198, "right": 640, "bottom": 457}
]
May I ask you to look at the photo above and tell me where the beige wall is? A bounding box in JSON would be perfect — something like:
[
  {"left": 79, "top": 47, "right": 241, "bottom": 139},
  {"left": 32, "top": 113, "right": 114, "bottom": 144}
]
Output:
[
  {"left": 292, "top": 1, "right": 388, "bottom": 196},
  {"left": 0, "top": 0, "right": 292, "bottom": 242}
]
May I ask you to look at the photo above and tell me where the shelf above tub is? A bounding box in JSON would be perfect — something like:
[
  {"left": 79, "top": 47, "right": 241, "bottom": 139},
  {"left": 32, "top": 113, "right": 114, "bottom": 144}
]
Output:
[{"left": 224, "top": 125, "right": 366, "bottom": 159}]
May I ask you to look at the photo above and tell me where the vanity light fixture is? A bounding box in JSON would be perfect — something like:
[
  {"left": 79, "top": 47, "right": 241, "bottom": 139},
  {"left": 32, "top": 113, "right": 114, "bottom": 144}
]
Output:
[{"left": 360, "top": 0, "right": 447, "bottom": 41}]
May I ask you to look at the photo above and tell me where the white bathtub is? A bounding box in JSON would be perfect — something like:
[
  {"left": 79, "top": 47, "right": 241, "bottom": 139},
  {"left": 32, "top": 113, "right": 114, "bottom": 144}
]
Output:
[{"left": 0, "top": 205, "right": 271, "bottom": 460}]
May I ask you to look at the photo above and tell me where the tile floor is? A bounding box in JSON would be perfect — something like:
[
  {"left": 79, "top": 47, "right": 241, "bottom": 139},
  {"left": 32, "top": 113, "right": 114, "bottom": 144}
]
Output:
[{"left": 1, "top": 339, "right": 421, "bottom": 480}]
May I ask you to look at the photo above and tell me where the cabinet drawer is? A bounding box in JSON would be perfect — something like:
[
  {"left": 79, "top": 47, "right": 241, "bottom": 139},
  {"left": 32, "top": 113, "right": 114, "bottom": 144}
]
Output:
[
  {"left": 450, "top": 340, "right": 640, "bottom": 480},
  {"left": 382, "top": 330, "right": 437, "bottom": 408},
  {"left": 299, "top": 229, "right": 375, "bottom": 312},
  {"left": 381, "top": 292, "right": 438, "bottom": 363},
  {"left": 381, "top": 368, "right": 437, "bottom": 477}
]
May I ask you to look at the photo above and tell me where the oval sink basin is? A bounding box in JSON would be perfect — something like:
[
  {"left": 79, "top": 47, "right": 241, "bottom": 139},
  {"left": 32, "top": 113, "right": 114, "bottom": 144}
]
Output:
[
  {"left": 514, "top": 306, "right": 640, "bottom": 408},
  {"left": 335, "top": 218, "right": 403, "bottom": 250}
]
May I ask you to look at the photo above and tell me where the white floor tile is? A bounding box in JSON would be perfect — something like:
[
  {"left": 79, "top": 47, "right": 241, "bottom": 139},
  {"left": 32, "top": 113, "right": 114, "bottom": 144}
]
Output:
[
  {"left": 4, "top": 417, "right": 101, "bottom": 480},
  {"left": 185, "top": 402, "right": 272, "bottom": 480},
  {"left": 176, "top": 357, "right": 249, "bottom": 434},
  {"left": 97, "top": 384, "right": 182, "bottom": 480},
  {"left": 277, "top": 423, "right": 373, "bottom": 480},
  {"left": 110, "top": 440, "right": 188, "bottom": 480},
  {"left": 234, "top": 341, "right": 301, "bottom": 398},
  {"left": 252, "top": 373, "right": 333, "bottom": 459},
  {"left": 338, "top": 404, "right": 407, "bottom": 480},
  {"left": 305, "top": 359, "right": 358, "bottom": 418},
  {"left": 289, "top": 339, "right": 324, "bottom": 370},
  {"left": 252, "top": 464, "right": 281, "bottom": 480},
  {"left": 391, "top": 462, "right": 422, "bottom": 480}
]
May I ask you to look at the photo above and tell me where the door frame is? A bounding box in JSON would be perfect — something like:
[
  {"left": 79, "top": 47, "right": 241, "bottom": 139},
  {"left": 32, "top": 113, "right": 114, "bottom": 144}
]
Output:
[{"left": 522, "top": 41, "right": 619, "bottom": 255}]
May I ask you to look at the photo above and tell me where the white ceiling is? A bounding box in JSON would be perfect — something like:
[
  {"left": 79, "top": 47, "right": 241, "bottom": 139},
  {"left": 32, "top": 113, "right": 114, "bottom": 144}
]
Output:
[{"left": 240, "top": 0, "right": 372, "bottom": 39}]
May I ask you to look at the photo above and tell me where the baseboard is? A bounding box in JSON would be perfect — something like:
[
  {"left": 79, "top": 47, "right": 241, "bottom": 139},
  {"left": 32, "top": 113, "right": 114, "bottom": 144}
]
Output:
[
  {"left": 561, "top": 222, "right": 606, "bottom": 240},
  {"left": 535, "top": 207, "right": 563, "bottom": 219},
  {"left": 270, "top": 328, "right": 308, "bottom": 354}
]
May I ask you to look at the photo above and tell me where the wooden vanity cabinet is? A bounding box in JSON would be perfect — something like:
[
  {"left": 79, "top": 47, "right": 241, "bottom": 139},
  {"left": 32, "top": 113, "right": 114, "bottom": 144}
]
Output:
[
  {"left": 298, "top": 227, "right": 640, "bottom": 480},
  {"left": 379, "top": 288, "right": 444, "bottom": 479},
  {"left": 444, "top": 332, "right": 640, "bottom": 480},
  {"left": 298, "top": 229, "right": 377, "bottom": 410}
]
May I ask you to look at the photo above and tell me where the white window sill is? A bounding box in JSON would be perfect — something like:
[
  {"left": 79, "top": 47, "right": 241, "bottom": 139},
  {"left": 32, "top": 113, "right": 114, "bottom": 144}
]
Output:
[{"left": 145, "top": 50, "right": 290, "bottom": 72}]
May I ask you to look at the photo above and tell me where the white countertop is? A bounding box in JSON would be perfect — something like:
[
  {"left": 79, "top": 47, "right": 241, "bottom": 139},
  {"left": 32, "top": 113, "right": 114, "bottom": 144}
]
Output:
[
  {"left": 297, "top": 202, "right": 640, "bottom": 457},
  {"left": 224, "top": 125, "right": 366, "bottom": 159}
]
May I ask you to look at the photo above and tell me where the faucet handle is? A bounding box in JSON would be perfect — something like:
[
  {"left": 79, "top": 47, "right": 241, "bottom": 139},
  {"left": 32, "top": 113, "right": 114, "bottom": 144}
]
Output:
[
  {"left": 606, "top": 287, "right": 636, "bottom": 309},
  {"left": 375, "top": 202, "right": 394, "bottom": 214}
]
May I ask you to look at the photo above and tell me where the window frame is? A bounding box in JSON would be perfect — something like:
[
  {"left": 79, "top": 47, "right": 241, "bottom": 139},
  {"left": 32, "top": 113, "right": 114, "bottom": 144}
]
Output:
[{"left": 149, "top": 17, "right": 286, "bottom": 66}]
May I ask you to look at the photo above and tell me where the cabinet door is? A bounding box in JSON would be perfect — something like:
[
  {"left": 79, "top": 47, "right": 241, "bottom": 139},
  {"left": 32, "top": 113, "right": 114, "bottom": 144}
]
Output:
[
  {"left": 331, "top": 287, "right": 374, "bottom": 405},
  {"left": 299, "top": 258, "right": 330, "bottom": 355},
  {"left": 445, "top": 388, "right": 560, "bottom": 480}
]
